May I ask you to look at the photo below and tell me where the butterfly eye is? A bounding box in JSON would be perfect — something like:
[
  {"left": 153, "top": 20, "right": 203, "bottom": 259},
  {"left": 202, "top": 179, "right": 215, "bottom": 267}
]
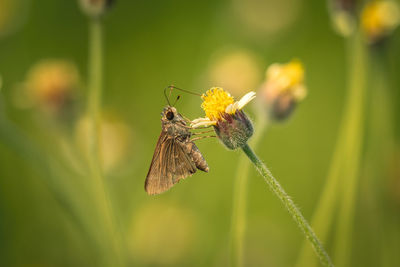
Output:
[{"left": 166, "top": 111, "right": 174, "bottom": 120}]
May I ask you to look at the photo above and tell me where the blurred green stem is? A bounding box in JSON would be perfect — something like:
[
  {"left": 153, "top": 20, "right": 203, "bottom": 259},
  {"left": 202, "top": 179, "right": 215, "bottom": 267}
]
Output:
[
  {"left": 295, "top": 31, "right": 367, "bottom": 267},
  {"left": 241, "top": 143, "right": 334, "bottom": 267},
  {"left": 333, "top": 31, "right": 367, "bottom": 267},
  {"left": 230, "top": 117, "right": 267, "bottom": 267},
  {"left": 87, "top": 19, "right": 124, "bottom": 267},
  {"left": 0, "top": 117, "right": 96, "bottom": 251},
  {"left": 363, "top": 53, "right": 395, "bottom": 267}
]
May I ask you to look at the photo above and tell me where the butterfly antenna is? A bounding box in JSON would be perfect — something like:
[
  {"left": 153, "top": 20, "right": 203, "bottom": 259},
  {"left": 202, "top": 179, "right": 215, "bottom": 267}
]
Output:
[
  {"left": 163, "top": 86, "right": 172, "bottom": 106},
  {"left": 173, "top": 95, "right": 181, "bottom": 106},
  {"left": 167, "top": 85, "right": 202, "bottom": 97}
]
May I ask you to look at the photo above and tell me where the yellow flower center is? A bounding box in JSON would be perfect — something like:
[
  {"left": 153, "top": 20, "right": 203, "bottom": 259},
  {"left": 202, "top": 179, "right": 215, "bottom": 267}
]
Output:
[{"left": 201, "top": 87, "right": 234, "bottom": 120}]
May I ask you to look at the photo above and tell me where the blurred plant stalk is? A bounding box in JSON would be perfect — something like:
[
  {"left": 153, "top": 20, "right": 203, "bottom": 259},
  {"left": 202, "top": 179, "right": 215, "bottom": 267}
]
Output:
[
  {"left": 86, "top": 18, "right": 125, "bottom": 267},
  {"left": 363, "top": 50, "right": 397, "bottom": 266},
  {"left": 230, "top": 59, "right": 307, "bottom": 266},
  {"left": 296, "top": 30, "right": 368, "bottom": 267},
  {"left": 230, "top": 117, "right": 268, "bottom": 267}
]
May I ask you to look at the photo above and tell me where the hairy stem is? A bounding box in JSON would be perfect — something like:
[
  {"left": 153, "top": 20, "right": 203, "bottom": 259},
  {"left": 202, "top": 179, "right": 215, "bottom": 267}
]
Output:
[{"left": 241, "top": 143, "right": 334, "bottom": 267}]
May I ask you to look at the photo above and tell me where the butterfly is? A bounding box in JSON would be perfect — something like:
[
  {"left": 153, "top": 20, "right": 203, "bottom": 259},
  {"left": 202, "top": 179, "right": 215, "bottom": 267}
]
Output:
[{"left": 145, "top": 105, "right": 209, "bottom": 195}]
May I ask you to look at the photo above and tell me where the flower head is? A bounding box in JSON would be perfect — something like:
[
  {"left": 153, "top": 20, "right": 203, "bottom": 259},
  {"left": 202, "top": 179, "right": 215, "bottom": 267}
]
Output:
[
  {"left": 259, "top": 59, "right": 307, "bottom": 121},
  {"left": 361, "top": 0, "right": 400, "bottom": 44},
  {"left": 192, "top": 87, "right": 255, "bottom": 150}
]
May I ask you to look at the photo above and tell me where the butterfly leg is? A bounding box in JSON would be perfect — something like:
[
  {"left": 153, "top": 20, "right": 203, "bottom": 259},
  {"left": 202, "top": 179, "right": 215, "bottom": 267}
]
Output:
[
  {"left": 191, "top": 129, "right": 215, "bottom": 135},
  {"left": 191, "top": 135, "right": 216, "bottom": 141}
]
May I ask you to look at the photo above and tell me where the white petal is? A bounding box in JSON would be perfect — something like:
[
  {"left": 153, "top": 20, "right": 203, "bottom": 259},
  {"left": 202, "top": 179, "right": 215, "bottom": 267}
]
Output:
[
  {"left": 190, "top": 117, "right": 217, "bottom": 128},
  {"left": 225, "top": 103, "right": 235, "bottom": 114},
  {"left": 191, "top": 117, "right": 210, "bottom": 124},
  {"left": 237, "top": 91, "right": 256, "bottom": 110}
]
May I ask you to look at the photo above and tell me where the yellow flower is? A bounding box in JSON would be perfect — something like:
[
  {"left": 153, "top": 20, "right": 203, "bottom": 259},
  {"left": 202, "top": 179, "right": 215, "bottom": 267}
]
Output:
[
  {"left": 361, "top": 0, "right": 400, "bottom": 44},
  {"left": 192, "top": 88, "right": 256, "bottom": 127},
  {"left": 192, "top": 87, "right": 255, "bottom": 150},
  {"left": 260, "top": 59, "right": 307, "bottom": 121}
]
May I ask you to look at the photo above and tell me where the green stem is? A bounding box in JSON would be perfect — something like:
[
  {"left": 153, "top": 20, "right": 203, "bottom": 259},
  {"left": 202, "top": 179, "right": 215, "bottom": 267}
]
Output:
[
  {"left": 333, "top": 31, "right": 367, "bottom": 267},
  {"left": 87, "top": 19, "right": 124, "bottom": 267},
  {"left": 230, "top": 118, "right": 267, "bottom": 267},
  {"left": 241, "top": 143, "right": 334, "bottom": 267},
  {"left": 295, "top": 31, "right": 367, "bottom": 267}
]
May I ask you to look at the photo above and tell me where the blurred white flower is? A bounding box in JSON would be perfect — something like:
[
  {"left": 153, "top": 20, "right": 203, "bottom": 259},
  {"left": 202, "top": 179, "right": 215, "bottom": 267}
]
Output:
[
  {"left": 75, "top": 112, "right": 133, "bottom": 173},
  {"left": 207, "top": 48, "right": 261, "bottom": 97}
]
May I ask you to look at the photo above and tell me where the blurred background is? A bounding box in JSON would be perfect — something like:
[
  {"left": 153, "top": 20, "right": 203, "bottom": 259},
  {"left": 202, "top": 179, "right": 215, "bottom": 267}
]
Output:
[{"left": 0, "top": 0, "right": 399, "bottom": 266}]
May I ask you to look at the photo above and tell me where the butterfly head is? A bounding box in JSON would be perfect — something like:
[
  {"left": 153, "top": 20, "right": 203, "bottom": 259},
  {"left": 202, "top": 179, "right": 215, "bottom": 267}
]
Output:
[
  {"left": 161, "top": 106, "right": 189, "bottom": 136},
  {"left": 162, "top": 106, "right": 179, "bottom": 122}
]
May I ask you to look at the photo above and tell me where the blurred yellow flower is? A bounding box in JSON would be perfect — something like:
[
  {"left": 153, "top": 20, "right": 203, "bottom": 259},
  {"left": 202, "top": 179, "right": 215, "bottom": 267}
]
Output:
[
  {"left": 259, "top": 59, "right": 307, "bottom": 121},
  {"left": 361, "top": 0, "right": 400, "bottom": 44},
  {"left": 75, "top": 112, "right": 132, "bottom": 173},
  {"left": 21, "top": 60, "right": 80, "bottom": 116}
]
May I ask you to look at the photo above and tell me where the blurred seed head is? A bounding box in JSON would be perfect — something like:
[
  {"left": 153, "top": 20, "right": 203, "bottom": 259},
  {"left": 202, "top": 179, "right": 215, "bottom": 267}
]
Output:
[
  {"left": 15, "top": 60, "right": 80, "bottom": 119},
  {"left": 328, "top": 0, "right": 358, "bottom": 37},
  {"left": 361, "top": 0, "right": 400, "bottom": 44},
  {"left": 259, "top": 59, "right": 307, "bottom": 121},
  {"left": 78, "top": 0, "right": 115, "bottom": 18},
  {"left": 75, "top": 112, "right": 132, "bottom": 173},
  {"left": 207, "top": 48, "right": 262, "bottom": 97},
  {"left": 129, "top": 202, "right": 196, "bottom": 265}
]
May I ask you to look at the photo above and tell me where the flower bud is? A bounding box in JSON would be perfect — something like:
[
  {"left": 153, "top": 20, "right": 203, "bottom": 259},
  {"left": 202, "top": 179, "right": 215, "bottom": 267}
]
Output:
[
  {"left": 78, "top": 0, "right": 115, "bottom": 18},
  {"left": 214, "top": 110, "right": 253, "bottom": 150}
]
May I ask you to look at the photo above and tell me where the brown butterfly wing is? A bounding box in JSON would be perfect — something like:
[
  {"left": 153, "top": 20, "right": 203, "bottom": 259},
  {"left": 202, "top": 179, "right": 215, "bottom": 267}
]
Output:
[{"left": 145, "top": 131, "right": 197, "bottom": 195}]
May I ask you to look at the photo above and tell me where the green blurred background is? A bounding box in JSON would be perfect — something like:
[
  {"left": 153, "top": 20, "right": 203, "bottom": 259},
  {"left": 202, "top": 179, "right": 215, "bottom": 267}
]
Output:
[{"left": 0, "top": 0, "right": 399, "bottom": 266}]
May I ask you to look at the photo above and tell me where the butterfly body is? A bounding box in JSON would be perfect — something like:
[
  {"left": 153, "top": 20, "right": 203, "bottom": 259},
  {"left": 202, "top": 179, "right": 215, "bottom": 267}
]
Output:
[{"left": 145, "top": 106, "right": 209, "bottom": 195}]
